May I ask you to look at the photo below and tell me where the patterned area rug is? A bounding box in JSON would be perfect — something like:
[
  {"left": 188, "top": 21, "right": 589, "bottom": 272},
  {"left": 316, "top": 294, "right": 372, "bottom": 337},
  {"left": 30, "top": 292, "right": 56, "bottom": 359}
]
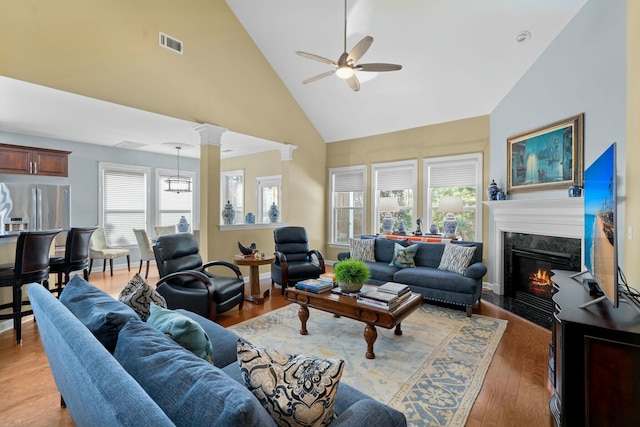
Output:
[{"left": 228, "top": 302, "right": 507, "bottom": 427}]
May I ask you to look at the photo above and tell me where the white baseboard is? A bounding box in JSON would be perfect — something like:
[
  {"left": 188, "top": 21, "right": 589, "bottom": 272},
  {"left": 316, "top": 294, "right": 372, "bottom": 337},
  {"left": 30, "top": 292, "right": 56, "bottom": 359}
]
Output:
[{"left": 482, "top": 281, "right": 501, "bottom": 294}]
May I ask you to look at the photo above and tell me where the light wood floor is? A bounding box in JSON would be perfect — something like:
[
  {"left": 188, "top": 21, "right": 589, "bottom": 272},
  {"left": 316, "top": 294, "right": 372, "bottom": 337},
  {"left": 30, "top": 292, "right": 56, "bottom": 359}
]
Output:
[{"left": 0, "top": 268, "right": 554, "bottom": 426}]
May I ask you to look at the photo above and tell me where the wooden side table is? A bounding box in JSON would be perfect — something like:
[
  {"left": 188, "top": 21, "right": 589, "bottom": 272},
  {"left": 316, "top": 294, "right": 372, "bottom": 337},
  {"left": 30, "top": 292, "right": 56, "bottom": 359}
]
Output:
[{"left": 233, "top": 254, "right": 275, "bottom": 304}]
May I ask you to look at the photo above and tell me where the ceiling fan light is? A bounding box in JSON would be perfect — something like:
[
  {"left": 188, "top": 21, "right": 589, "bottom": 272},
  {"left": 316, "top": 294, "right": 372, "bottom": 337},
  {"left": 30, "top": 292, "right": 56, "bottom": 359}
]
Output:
[{"left": 336, "top": 66, "right": 354, "bottom": 79}]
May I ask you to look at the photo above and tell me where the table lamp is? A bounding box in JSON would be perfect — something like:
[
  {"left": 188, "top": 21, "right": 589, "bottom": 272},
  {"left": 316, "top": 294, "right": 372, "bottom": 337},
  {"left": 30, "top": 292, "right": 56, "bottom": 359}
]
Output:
[
  {"left": 436, "top": 196, "right": 464, "bottom": 239},
  {"left": 378, "top": 197, "right": 400, "bottom": 234}
]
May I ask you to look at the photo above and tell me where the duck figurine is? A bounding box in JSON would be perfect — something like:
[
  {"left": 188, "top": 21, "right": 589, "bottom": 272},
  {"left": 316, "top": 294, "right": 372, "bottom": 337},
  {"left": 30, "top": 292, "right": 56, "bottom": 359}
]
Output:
[{"left": 238, "top": 242, "right": 257, "bottom": 256}]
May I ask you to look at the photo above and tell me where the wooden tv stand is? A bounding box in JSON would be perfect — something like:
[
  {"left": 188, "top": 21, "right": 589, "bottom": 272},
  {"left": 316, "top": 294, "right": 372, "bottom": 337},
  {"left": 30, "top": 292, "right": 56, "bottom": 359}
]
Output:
[{"left": 549, "top": 270, "right": 640, "bottom": 427}]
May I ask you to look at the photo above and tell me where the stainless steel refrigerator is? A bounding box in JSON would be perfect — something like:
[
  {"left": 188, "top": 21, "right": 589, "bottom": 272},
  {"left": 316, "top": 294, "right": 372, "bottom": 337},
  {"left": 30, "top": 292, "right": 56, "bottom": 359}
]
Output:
[{"left": 0, "top": 183, "right": 70, "bottom": 246}]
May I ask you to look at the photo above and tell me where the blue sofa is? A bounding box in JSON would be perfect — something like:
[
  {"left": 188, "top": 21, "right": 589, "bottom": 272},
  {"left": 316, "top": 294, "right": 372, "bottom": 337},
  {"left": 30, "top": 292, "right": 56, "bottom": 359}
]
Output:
[
  {"left": 28, "top": 278, "right": 406, "bottom": 426},
  {"left": 338, "top": 237, "right": 486, "bottom": 316}
]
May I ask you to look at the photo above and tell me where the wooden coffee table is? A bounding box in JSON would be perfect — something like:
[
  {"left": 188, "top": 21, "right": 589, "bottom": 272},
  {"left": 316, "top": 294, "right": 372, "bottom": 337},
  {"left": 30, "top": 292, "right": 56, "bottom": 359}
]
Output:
[{"left": 284, "top": 285, "right": 423, "bottom": 359}]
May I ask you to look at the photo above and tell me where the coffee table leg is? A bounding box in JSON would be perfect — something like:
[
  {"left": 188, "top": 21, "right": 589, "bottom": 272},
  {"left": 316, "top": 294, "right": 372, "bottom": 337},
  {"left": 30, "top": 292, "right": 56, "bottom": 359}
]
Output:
[
  {"left": 364, "top": 324, "right": 377, "bottom": 359},
  {"left": 395, "top": 323, "right": 403, "bottom": 336},
  {"left": 298, "top": 305, "right": 309, "bottom": 336}
]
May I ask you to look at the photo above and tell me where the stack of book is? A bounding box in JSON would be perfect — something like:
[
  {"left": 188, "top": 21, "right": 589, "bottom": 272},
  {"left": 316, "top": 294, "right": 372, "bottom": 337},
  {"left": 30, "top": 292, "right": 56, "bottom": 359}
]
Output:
[
  {"left": 357, "top": 282, "right": 411, "bottom": 309},
  {"left": 319, "top": 272, "right": 336, "bottom": 285},
  {"left": 295, "top": 278, "right": 334, "bottom": 293}
]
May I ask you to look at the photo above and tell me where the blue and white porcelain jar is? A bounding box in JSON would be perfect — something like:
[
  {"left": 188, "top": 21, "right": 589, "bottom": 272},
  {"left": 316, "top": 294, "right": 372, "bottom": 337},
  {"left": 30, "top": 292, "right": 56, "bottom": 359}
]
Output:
[
  {"left": 245, "top": 212, "right": 255, "bottom": 224},
  {"left": 222, "top": 200, "right": 235, "bottom": 225},
  {"left": 177, "top": 216, "right": 190, "bottom": 232},
  {"left": 268, "top": 203, "right": 279, "bottom": 223}
]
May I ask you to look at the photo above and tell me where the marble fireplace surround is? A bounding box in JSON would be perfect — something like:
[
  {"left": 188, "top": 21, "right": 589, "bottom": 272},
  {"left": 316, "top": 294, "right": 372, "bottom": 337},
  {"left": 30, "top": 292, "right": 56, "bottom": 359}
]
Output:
[{"left": 484, "top": 197, "right": 584, "bottom": 295}]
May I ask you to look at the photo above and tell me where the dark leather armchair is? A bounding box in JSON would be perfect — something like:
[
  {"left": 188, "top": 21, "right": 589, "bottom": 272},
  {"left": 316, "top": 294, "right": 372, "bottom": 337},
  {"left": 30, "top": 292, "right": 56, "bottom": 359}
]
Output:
[
  {"left": 271, "top": 226, "right": 325, "bottom": 294},
  {"left": 153, "top": 233, "right": 244, "bottom": 320}
]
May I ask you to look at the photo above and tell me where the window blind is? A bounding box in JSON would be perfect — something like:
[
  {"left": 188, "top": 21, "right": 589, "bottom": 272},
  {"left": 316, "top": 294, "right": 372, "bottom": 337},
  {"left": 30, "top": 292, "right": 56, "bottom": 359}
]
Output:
[
  {"left": 334, "top": 170, "right": 364, "bottom": 192},
  {"left": 103, "top": 168, "right": 146, "bottom": 246},
  {"left": 375, "top": 165, "right": 414, "bottom": 191},
  {"left": 428, "top": 160, "right": 477, "bottom": 188}
]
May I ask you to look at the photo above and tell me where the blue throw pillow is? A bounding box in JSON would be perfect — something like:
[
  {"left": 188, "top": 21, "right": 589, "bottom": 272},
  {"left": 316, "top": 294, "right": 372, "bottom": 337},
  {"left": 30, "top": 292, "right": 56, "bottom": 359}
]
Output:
[
  {"left": 59, "top": 275, "right": 139, "bottom": 352},
  {"left": 114, "top": 320, "right": 274, "bottom": 427},
  {"left": 389, "top": 243, "right": 419, "bottom": 268}
]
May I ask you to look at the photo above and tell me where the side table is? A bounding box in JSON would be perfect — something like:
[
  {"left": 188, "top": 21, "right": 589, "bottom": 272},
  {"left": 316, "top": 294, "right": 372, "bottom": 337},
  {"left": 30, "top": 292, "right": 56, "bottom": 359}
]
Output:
[{"left": 233, "top": 254, "right": 275, "bottom": 305}]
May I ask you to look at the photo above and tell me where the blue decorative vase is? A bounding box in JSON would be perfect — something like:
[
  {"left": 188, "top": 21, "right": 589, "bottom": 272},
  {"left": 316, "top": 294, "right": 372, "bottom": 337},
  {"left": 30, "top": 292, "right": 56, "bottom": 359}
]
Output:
[
  {"left": 177, "top": 216, "right": 190, "bottom": 232},
  {"left": 442, "top": 214, "right": 458, "bottom": 239},
  {"left": 222, "top": 200, "right": 235, "bottom": 225},
  {"left": 568, "top": 185, "right": 582, "bottom": 197},
  {"left": 429, "top": 223, "right": 439, "bottom": 235},
  {"left": 245, "top": 212, "right": 255, "bottom": 224},
  {"left": 497, "top": 191, "right": 506, "bottom": 201},
  {"left": 268, "top": 203, "right": 279, "bottom": 223},
  {"left": 487, "top": 179, "right": 500, "bottom": 201}
]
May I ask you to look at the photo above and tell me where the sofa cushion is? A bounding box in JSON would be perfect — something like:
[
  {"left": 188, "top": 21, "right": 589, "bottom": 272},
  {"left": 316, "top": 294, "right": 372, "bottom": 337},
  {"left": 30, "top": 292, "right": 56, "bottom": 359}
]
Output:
[
  {"left": 438, "top": 243, "right": 477, "bottom": 275},
  {"left": 237, "top": 340, "right": 345, "bottom": 427},
  {"left": 365, "top": 262, "right": 399, "bottom": 283},
  {"left": 118, "top": 273, "right": 167, "bottom": 321},
  {"left": 349, "top": 238, "right": 375, "bottom": 262},
  {"left": 59, "top": 275, "right": 139, "bottom": 352},
  {"left": 114, "top": 320, "right": 274, "bottom": 427},
  {"left": 393, "top": 267, "right": 479, "bottom": 293},
  {"left": 388, "top": 243, "right": 419, "bottom": 268},
  {"left": 147, "top": 304, "right": 213, "bottom": 364},
  {"left": 374, "top": 238, "right": 407, "bottom": 263},
  {"left": 413, "top": 242, "right": 446, "bottom": 268}
]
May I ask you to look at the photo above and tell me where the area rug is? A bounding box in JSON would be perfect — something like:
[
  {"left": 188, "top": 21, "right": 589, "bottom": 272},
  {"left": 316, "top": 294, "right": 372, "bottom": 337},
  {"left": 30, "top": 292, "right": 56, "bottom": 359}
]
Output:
[{"left": 228, "top": 303, "right": 507, "bottom": 427}]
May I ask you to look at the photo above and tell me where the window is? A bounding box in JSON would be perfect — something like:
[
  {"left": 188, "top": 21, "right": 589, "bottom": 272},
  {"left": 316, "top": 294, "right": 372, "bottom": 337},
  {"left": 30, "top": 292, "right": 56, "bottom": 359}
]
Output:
[
  {"left": 99, "top": 163, "right": 149, "bottom": 246},
  {"left": 329, "top": 166, "right": 365, "bottom": 244},
  {"left": 256, "top": 175, "right": 281, "bottom": 223},
  {"left": 423, "top": 153, "right": 482, "bottom": 241},
  {"left": 371, "top": 160, "right": 416, "bottom": 234},
  {"left": 221, "top": 170, "right": 244, "bottom": 224},
  {"left": 156, "top": 168, "right": 195, "bottom": 229}
]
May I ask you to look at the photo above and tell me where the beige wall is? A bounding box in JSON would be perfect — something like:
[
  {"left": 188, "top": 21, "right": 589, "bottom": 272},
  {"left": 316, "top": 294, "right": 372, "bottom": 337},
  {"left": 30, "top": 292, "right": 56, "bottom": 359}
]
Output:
[
  {"left": 325, "top": 115, "right": 490, "bottom": 260},
  {"left": 624, "top": 2, "right": 639, "bottom": 285},
  {"left": 0, "top": 0, "right": 326, "bottom": 271}
]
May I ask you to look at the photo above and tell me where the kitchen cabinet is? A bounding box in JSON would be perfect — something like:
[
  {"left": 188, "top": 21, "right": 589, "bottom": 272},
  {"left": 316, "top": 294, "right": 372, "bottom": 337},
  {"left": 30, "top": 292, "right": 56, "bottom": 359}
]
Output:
[{"left": 0, "top": 143, "right": 71, "bottom": 177}]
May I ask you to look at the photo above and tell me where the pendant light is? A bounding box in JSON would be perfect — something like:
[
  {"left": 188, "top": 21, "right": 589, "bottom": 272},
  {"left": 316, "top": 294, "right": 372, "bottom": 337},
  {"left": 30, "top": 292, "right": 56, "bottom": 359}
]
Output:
[{"left": 165, "top": 144, "right": 192, "bottom": 193}]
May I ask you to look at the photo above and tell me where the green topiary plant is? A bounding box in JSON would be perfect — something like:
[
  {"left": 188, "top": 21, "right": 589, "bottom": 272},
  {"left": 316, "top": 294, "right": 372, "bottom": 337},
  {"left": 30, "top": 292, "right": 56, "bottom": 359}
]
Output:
[{"left": 333, "top": 258, "right": 371, "bottom": 292}]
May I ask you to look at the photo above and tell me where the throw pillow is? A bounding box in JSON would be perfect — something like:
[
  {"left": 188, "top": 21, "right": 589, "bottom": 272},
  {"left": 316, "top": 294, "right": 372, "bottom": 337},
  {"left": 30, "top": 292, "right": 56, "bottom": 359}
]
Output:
[
  {"left": 349, "top": 238, "right": 375, "bottom": 262},
  {"left": 147, "top": 304, "right": 214, "bottom": 364},
  {"left": 237, "top": 340, "right": 345, "bottom": 427},
  {"left": 388, "top": 243, "right": 419, "bottom": 268},
  {"left": 438, "top": 243, "right": 477, "bottom": 275},
  {"left": 118, "top": 273, "right": 167, "bottom": 322}
]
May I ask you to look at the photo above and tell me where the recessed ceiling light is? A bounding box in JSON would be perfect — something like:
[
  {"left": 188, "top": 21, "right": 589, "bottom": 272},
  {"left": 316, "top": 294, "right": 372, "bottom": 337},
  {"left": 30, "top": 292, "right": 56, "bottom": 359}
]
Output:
[{"left": 515, "top": 30, "right": 531, "bottom": 44}]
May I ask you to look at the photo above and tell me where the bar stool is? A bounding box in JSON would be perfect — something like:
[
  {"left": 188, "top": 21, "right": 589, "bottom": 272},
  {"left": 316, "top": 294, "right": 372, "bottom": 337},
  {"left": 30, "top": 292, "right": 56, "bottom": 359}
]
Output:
[
  {"left": 0, "top": 229, "right": 61, "bottom": 344},
  {"left": 46, "top": 227, "right": 97, "bottom": 296}
]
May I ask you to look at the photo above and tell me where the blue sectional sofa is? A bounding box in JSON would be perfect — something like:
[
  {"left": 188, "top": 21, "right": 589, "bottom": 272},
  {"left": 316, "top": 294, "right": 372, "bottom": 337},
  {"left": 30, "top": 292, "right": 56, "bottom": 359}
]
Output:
[
  {"left": 338, "top": 237, "right": 486, "bottom": 316},
  {"left": 28, "top": 277, "right": 406, "bottom": 426}
]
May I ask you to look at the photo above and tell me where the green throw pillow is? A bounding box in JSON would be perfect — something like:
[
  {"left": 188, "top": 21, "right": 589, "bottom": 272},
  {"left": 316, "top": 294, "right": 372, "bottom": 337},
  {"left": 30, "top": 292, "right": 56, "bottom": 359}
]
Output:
[
  {"left": 237, "top": 340, "right": 345, "bottom": 427},
  {"left": 119, "top": 273, "right": 167, "bottom": 322},
  {"left": 147, "top": 304, "right": 214, "bottom": 364},
  {"left": 389, "top": 243, "right": 418, "bottom": 268},
  {"left": 438, "top": 243, "right": 476, "bottom": 275}
]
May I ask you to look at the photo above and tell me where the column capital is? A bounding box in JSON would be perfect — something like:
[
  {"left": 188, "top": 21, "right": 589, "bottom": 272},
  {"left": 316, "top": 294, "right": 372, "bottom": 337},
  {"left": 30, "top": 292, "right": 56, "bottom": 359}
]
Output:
[
  {"left": 278, "top": 144, "right": 297, "bottom": 161},
  {"left": 194, "top": 124, "right": 227, "bottom": 147}
]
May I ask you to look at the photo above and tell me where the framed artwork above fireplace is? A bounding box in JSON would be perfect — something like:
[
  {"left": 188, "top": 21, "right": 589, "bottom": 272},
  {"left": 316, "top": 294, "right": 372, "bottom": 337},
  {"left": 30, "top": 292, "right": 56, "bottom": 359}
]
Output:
[{"left": 507, "top": 113, "right": 584, "bottom": 193}]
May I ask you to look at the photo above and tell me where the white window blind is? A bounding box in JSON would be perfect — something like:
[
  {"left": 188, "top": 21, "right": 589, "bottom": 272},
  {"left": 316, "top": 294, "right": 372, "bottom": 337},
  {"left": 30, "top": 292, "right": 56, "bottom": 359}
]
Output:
[
  {"left": 428, "top": 161, "right": 477, "bottom": 188},
  {"left": 329, "top": 166, "right": 366, "bottom": 244},
  {"left": 334, "top": 171, "right": 364, "bottom": 192},
  {"left": 375, "top": 166, "right": 414, "bottom": 190},
  {"left": 102, "top": 167, "right": 147, "bottom": 246}
]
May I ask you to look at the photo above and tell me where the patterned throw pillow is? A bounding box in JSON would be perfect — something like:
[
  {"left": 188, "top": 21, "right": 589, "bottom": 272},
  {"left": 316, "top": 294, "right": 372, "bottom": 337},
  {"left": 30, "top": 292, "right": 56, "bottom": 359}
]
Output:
[
  {"left": 349, "top": 238, "right": 375, "bottom": 262},
  {"left": 237, "top": 340, "right": 345, "bottom": 427},
  {"left": 147, "top": 304, "right": 214, "bottom": 364},
  {"left": 119, "top": 273, "right": 167, "bottom": 321},
  {"left": 388, "top": 243, "right": 419, "bottom": 268},
  {"left": 438, "top": 243, "right": 477, "bottom": 275}
]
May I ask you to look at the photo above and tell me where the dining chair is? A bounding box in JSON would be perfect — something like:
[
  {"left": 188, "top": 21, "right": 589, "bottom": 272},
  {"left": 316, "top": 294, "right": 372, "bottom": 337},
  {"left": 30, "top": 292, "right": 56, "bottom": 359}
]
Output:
[
  {"left": 46, "top": 227, "right": 97, "bottom": 296},
  {"left": 133, "top": 228, "right": 155, "bottom": 279},
  {"left": 154, "top": 225, "right": 176, "bottom": 238},
  {"left": 0, "top": 229, "right": 62, "bottom": 343},
  {"left": 89, "top": 227, "right": 131, "bottom": 277}
]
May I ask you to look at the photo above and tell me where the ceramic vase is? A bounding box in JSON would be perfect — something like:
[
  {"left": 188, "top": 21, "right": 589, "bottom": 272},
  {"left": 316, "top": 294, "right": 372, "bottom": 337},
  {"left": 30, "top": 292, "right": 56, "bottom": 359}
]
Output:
[
  {"left": 245, "top": 212, "right": 255, "bottom": 224},
  {"left": 177, "top": 216, "right": 190, "bottom": 232},
  {"left": 568, "top": 185, "right": 582, "bottom": 197},
  {"left": 222, "top": 200, "right": 235, "bottom": 225},
  {"left": 268, "top": 203, "right": 279, "bottom": 223},
  {"left": 487, "top": 179, "right": 500, "bottom": 201}
]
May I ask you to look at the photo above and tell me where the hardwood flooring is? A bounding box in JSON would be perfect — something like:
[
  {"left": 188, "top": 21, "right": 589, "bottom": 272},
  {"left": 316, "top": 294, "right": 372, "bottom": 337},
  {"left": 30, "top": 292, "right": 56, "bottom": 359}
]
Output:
[{"left": 0, "top": 268, "right": 554, "bottom": 426}]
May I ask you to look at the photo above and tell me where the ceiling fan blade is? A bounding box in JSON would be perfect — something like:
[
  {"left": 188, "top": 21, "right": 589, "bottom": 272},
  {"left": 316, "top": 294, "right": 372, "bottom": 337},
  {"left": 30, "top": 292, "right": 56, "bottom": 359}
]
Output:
[
  {"left": 346, "top": 74, "right": 360, "bottom": 92},
  {"left": 295, "top": 51, "right": 337, "bottom": 66},
  {"left": 356, "top": 63, "right": 403, "bottom": 72},
  {"left": 346, "top": 36, "right": 373, "bottom": 65},
  {"left": 302, "top": 69, "right": 336, "bottom": 84}
]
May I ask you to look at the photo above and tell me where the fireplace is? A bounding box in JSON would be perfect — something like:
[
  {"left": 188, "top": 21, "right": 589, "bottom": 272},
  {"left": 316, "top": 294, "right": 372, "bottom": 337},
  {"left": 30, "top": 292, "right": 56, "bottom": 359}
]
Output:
[{"left": 504, "top": 232, "right": 581, "bottom": 316}]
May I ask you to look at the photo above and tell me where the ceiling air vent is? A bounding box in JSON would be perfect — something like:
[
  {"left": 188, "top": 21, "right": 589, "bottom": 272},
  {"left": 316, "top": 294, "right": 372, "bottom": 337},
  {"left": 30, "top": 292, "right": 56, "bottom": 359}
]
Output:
[{"left": 159, "top": 32, "right": 183, "bottom": 55}]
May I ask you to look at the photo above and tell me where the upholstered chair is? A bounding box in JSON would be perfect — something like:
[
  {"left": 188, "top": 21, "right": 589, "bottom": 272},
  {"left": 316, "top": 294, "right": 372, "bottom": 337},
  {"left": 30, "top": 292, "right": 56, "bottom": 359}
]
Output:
[
  {"left": 271, "top": 226, "right": 325, "bottom": 294},
  {"left": 153, "top": 233, "right": 244, "bottom": 320},
  {"left": 154, "top": 225, "right": 176, "bottom": 238},
  {"left": 89, "top": 227, "right": 131, "bottom": 277},
  {"left": 133, "top": 228, "right": 155, "bottom": 279}
]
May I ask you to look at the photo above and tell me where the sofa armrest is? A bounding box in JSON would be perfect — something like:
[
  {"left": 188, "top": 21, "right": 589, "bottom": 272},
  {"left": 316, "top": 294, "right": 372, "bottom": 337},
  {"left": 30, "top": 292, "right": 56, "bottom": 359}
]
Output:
[
  {"left": 329, "top": 399, "right": 406, "bottom": 427},
  {"left": 464, "top": 262, "right": 487, "bottom": 280},
  {"left": 337, "top": 251, "right": 351, "bottom": 261}
]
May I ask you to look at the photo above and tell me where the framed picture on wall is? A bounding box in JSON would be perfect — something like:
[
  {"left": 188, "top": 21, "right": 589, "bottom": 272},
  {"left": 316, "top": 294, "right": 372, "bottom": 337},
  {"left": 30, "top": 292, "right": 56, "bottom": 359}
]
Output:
[{"left": 507, "top": 113, "right": 584, "bottom": 193}]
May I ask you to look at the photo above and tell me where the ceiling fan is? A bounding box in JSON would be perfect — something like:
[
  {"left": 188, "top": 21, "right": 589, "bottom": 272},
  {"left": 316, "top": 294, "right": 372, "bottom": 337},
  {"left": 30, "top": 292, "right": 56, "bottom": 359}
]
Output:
[{"left": 295, "top": 0, "right": 402, "bottom": 92}]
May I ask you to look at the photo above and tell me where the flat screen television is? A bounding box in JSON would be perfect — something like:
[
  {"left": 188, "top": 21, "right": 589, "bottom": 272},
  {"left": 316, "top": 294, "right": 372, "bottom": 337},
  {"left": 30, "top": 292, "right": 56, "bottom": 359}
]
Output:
[{"left": 582, "top": 142, "right": 618, "bottom": 308}]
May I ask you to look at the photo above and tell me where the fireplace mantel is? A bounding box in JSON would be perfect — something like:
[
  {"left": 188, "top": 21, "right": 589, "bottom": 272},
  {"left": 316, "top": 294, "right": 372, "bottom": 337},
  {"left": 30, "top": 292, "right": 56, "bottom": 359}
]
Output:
[{"left": 484, "top": 197, "right": 583, "bottom": 294}]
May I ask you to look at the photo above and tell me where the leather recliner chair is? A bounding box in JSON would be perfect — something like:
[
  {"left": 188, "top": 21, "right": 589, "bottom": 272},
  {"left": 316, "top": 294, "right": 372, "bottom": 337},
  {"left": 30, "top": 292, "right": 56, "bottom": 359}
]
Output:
[
  {"left": 271, "top": 226, "right": 325, "bottom": 294},
  {"left": 153, "top": 233, "right": 244, "bottom": 320}
]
